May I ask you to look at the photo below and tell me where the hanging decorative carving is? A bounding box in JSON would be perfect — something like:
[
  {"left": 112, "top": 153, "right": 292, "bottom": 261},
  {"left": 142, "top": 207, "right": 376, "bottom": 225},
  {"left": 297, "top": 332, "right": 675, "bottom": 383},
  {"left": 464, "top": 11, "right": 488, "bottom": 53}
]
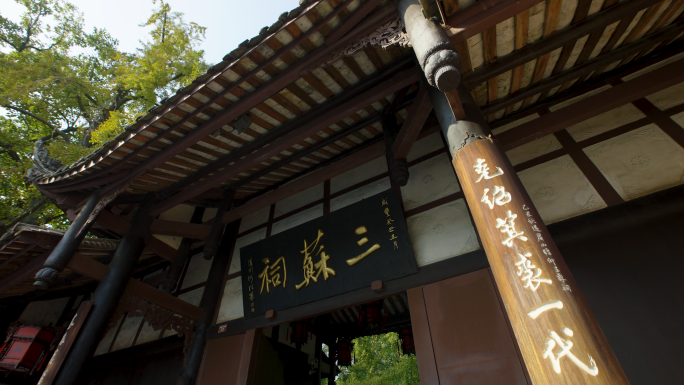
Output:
[
  {"left": 106, "top": 293, "right": 195, "bottom": 356},
  {"left": 319, "top": 17, "right": 411, "bottom": 68},
  {"left": 26, "top": 140, "right": 63, "bottom": 181}
]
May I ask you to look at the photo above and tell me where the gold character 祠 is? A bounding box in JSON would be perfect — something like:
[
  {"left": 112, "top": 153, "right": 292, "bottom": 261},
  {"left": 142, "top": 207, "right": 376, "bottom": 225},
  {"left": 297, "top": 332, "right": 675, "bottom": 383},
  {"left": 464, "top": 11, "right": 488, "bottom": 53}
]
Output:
[{"left": 258, "top": 256, "right": 287, "bottom": 294}]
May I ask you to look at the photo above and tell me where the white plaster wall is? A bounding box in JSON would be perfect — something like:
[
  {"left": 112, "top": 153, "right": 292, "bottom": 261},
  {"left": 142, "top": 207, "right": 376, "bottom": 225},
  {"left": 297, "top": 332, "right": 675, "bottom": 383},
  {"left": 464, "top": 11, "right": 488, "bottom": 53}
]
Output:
[
  {"left": 110, "top": 316, "right": 143, "bottom": 352},
  {"left": 584, "top": 124, "right": 684, "bottom": 200},
  {"left": 331, "top": 177, "right": 391, "bottom": 212},
  {"left": 566, "top": 104, "right": 646, "bottom": 142},
  {"left": 238, "top": 205, "right": 270, "bottom": 233},
  {"left": 330, "top": 156, "right": 387, "bottom": 193},
  {"left": 155, "top": 204, "right": 196, "bottom": 249},
  {"left": 229, "top": 227, "right": 267, "bottom": 274},
  {"left": 202, "top": 207, "right": 218, "bottom": 223},
  {"left": 406, "top": 199, "right": 479, "bottom": 267},
  {"left": 645, "top": 81, "right": 684, "bottom": 110},
  {"left": 406, "top": 132, "right": 444, "bottom": 162},
  {"left": 671, "top": 111, "right": 684, "bottom": 128},
  {"left": 135, "top": 321, "right": 160, "bottom": 345},
  {"left": 274, "top": 183, "right": 323, "bottom": 217},
  {"left": 518, "top": 155, "right": 607, "bottom": 224},
  {"left": 272, "top": 204, "right": 323, "bottom": 235},
  {"left": 217, "top": 277, "right": 244, "bottom": 323},
  {"left": 181, "top": 253, "right": 212, "bottom": 290},
  {"left": 506, "top": 135, "right": 563, "bottom": 166},
  {"left": 18, "top": 298, "right": 69, "bottom": 326},
  {"left": 401, "top": 154, "right": 460, "bottom": 211},
  {"left": 94, "top": 315, "right": 122, "bottom": 356},
  {"left": 178, "top": 287, "right": 205, "bottom": 307}
]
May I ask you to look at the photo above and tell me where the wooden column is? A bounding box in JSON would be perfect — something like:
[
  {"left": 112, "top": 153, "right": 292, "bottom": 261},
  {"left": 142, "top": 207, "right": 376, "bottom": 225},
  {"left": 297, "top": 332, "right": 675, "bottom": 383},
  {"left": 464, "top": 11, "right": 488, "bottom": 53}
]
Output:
[
  {"left": 203, "top": 188, "right": 234, "bottom": 260},
  {"left": 161, "top": 206, "right": 206, "bottom": 292},
  {"left": 448, "top": 123, "right": 629, "bottom": 381},
  {"left": 53, "top": 193, "right": 156, "bottom": 385},
  {"left": 174, "top": 219, "right": 240, "bottom": 385}
]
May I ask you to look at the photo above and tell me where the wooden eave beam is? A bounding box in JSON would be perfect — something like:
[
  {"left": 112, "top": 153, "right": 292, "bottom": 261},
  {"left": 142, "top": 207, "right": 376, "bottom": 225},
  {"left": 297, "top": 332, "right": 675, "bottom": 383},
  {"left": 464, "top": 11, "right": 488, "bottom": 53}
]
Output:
[
  {"left": 463, "top": 0, "right": 662, "bottom": 87},
  {"left": 96, "top": 211, "right": 178, "bottom": 261},
  {"left": 392, "top": 86, "right": 433, "bottom": 158},
  {"left": 66, "top": 253, "right": 202, "bottom": 321},
  {"left": 151, "top": 67, "right": 422, "bottom": 216},
  {"left": 222, "top": 140, "right": 386, "bottom": 224},
  {"left": 220, "top": 124, "right": 441, "bottom": 225},
  {"left": 0, "top": 250, "right": 50, "bottom": 294},
  {"left": 481, "top": 20, "right": 684, "bottom": 115},
  {"left": 447, "top": 0, "right": 545, "bottom": 44},
  {"left": 149, "top": 219, "right": 211, "bottom": 240},
  {"left": 496, "top": 57, "right": 684, "bottom": 151}
]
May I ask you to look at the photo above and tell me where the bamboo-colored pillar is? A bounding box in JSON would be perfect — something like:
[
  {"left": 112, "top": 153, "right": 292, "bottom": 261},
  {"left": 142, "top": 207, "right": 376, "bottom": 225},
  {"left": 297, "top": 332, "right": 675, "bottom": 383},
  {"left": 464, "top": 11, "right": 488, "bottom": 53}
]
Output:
[{"left": 396, "top": 0, "right": 630, "bottom": 382}]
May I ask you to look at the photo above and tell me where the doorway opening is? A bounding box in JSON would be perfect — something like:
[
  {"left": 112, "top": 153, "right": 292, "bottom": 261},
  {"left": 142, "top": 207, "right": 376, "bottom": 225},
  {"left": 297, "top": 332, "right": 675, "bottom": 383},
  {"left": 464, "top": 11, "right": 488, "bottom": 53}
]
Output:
[{"left": 250, "top": 293, "right": 419, "bottom": 385}]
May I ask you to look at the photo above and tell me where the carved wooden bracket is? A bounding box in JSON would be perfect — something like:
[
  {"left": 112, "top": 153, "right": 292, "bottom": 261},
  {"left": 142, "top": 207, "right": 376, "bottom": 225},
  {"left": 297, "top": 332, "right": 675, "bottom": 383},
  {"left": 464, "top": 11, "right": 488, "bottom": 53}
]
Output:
[{"left": 106, "top": 293, "right": 195, "bottom": 356}]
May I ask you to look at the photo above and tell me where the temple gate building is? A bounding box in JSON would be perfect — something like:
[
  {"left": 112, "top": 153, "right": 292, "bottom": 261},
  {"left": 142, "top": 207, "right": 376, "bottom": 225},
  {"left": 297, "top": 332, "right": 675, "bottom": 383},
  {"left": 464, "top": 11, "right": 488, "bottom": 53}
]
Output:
[{"left": 1, "top": 0, "right": 684, "bottom": 384}]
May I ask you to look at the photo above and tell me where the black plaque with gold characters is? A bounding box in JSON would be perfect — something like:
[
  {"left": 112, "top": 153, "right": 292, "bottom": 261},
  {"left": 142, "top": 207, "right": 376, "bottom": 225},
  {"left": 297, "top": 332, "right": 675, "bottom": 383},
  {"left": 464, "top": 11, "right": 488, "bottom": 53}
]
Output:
[{"left": 240, "top": 188, "right": 417, "bottom": 318}]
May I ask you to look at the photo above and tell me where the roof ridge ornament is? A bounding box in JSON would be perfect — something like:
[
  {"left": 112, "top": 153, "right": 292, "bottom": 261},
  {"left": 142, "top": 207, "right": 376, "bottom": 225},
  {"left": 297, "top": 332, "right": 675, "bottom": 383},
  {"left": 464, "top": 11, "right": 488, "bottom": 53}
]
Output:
[
  {"left": 26, "top": 139, "right": 63, "bottom": 181},
  {"left": 319, "top": 17, "right": 411, "bottom": 68}
]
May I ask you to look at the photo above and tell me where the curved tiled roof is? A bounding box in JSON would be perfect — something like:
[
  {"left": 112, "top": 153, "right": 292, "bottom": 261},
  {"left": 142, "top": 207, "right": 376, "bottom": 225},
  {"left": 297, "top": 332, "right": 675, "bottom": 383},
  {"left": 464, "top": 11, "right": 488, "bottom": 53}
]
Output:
[{"left": 31, "top": 0, "right": 684, "bottom": 210}]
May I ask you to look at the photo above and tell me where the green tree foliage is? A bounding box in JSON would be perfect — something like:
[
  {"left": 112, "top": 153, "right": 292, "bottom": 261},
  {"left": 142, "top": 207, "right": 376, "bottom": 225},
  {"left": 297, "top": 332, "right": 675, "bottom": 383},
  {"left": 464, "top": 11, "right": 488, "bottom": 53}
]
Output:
[
  {"left": 0, "top": 0, "right": 207, "bottom": 231},
  {"left": 330, "top": 333, "right": 420, "bottom": 385}
]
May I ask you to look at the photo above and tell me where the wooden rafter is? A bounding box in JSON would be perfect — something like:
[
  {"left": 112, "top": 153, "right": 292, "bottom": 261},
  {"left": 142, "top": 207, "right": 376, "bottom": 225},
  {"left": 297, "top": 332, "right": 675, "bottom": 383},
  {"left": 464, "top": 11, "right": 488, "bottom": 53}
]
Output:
[
  {"left": 481, "top": 20, "right": 684, "bottom": 115},
  {"left": 44, "top": 2, "right": 398, "bottom": 194},
  {"left": 151, "top": 67, "right": 422, "bottom": 215},
  {"left": 464, "top": 0, "right": 661, "bottom": 88},
  {"left": 495, "top": 57, "right": 684, "bottom": 151}
]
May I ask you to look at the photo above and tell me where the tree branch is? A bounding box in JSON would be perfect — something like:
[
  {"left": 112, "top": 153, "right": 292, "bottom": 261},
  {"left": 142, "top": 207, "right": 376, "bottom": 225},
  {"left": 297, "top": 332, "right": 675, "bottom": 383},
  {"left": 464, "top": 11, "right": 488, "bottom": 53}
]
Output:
[
  {"left": 2, "top": 104, "right": 71, "bottom": 143},
  {"left": 2, "top": 104, "right": 56, "bottom": 131}
]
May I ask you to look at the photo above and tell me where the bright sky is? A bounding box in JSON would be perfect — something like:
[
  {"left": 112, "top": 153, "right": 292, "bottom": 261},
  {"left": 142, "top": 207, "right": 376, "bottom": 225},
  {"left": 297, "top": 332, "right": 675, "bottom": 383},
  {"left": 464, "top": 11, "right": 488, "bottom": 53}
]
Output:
[{"left": 2, "top": 0, "right": 302, "bottom": 64}]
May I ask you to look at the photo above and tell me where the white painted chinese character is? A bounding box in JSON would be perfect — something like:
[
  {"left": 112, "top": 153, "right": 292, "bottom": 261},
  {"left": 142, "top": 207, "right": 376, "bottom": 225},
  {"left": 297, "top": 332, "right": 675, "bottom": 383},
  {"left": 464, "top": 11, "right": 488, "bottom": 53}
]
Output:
[
  {"left": 543, "top": 328, "right": 599, "bottom": 376},
  {"left": 543, "top": 248, "right": 552, "bottom": 256},
  {"left": 528, "top": 300, "right": 563, "bottom": 319},
  {"left": 495, "top": 210, "right": 528, "bottom": 247},
  {"left": 563, "top": 284, "right": 572, "bottom": 292},
  {"left": 515, "top": 252, "right": 552, "bottom": 291},
  {"left": 481, "top": 186, "right": 512, "bottom": 209},
  {"left": 531, "top": 224, "right": 542, "bottom": 232},
  {"left": 536, "top": 233, "right": 544, "bottom": 242},
  {"left": 474, "top": 158, "right": 504, "bottom": 182},
  {"left": 528, "top": 218, "right": 536, "bottom": 224},
  {"left": 522, "top": 204, "right": 529, "bottom": 210}
]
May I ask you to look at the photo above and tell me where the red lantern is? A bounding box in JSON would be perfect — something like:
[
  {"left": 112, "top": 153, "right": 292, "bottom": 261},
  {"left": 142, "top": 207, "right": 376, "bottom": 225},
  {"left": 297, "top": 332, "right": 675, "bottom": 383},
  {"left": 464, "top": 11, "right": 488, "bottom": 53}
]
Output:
[
  {"left": 399, "top": 328, "right": 415, "bottom": 355},
  {"left": 334, "top": 339, "right": 354, "bottom": 367},
  {"left": 0, "top": 325, "right": 57, "bottom": 375},
  {"left": 358, "top": 301, "right": 384, "bottom": 330},
  {"left": 289, "top": 319, "right": 310, "bottom": 347}
]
